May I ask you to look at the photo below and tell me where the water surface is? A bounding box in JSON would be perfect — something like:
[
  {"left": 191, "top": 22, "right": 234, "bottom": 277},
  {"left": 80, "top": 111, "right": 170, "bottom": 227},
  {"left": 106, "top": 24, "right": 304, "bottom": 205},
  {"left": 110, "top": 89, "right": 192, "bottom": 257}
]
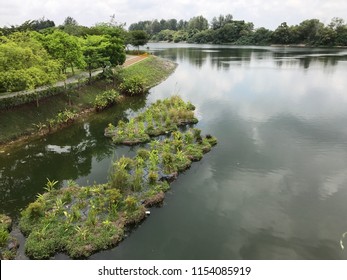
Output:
[{"left": 1, "top": 43, "right": 347, "bottom": 259}]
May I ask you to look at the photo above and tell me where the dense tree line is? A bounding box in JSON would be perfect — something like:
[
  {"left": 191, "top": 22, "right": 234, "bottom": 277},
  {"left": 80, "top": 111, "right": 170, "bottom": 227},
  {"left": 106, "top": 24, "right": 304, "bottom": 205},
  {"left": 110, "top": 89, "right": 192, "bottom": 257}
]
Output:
[
  {"left": 129, "top": 14, "right": 347, "bottom": 46},
  {"left": 0, "top": 16, "right": 149, "bottom": 93},
  {"left": 1, "top": 14, "right": 346, "bottom": 93}
]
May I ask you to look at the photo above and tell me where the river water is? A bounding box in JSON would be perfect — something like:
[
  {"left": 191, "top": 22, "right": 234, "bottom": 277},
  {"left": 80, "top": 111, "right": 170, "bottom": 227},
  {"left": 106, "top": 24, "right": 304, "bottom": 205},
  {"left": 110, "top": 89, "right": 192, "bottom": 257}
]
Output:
[{"left": 1, "top": 43, "right": 347, "bottom": 259}]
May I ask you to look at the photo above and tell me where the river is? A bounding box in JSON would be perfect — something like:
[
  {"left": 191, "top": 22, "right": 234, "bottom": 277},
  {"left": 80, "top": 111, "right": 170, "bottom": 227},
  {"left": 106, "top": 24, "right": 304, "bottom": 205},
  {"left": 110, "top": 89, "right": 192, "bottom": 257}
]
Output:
[{"left": 1, "top": 43, "right": 347, "bottom": 259}]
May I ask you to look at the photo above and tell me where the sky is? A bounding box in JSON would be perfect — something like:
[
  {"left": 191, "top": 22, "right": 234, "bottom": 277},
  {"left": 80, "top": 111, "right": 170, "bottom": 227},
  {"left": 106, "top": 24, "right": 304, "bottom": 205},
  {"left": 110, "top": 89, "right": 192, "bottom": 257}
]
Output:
[{"left": 0, "top": 0, "right": 346, "bottom": 30}]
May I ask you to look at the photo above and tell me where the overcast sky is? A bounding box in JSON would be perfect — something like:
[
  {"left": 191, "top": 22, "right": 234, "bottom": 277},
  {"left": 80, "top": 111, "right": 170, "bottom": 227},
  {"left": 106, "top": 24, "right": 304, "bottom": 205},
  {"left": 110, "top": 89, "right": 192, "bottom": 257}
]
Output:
[{"left": 1, "top": 0, "right": 346, "bottom": 30}]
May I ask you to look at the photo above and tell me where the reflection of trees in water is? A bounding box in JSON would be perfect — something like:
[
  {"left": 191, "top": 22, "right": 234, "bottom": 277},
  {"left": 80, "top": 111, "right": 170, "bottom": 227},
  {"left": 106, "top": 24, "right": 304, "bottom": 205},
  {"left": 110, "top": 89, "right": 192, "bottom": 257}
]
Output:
[
  {"left": 0, "top": 93, "right": 148, "bottom": 218},
  {"left": 272, "top": 49, "right": 344, "bottom": 69},
  {"left": 155, "top": 47, "right": 256, "bottom": 70},
  {"left": 274, "top": 55, "right": 342, "bottom": 69},
  {"left": 154, "top": 46, "right": 346, "bottom": 70}
]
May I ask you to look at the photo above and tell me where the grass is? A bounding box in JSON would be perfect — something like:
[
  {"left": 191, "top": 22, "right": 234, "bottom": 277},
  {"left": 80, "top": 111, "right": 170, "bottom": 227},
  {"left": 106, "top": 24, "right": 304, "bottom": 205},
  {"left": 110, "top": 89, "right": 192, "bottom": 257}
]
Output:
[
  {"left": 19, "top": 97, "right": 217, "bottom": 259},
  {"left": 121, "top": 56, "right": 177, "bottom": 89},
  {"left": 0, "top": 56, "right": 177, "bottom": 145}
]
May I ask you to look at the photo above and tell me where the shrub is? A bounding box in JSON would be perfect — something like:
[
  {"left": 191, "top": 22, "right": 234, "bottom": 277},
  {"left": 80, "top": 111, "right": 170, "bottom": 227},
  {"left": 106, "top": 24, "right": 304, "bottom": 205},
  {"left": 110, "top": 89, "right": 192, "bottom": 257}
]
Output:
[
  {"left": 119, "top": 76, "right": 146, "bottom": 96},
  {"left": 94, "top": 89, "right": 120, "bottom": 111},
  {"left": 124, "top": 196, "right": 138, "bottom": 212},
  {"left": 47, "top": 109, "right": 77, "bottom": 129},
  {"left": 26, "top": 201, "right": 45, "bottom": 219}
]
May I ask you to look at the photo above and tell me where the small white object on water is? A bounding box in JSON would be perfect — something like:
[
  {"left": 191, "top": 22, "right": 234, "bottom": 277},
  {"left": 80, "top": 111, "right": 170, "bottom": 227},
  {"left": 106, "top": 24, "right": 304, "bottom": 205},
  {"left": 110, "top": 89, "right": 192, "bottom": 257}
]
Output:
[{"left": 145, "top": 211, "right": 151, "bottom": 216}]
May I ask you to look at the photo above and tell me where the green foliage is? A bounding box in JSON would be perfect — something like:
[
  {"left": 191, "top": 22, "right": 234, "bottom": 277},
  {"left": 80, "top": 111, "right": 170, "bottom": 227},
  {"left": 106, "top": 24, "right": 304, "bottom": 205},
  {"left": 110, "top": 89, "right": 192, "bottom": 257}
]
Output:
[
  {"left": 105, "top": 96, "right": 198, "bottom": 145},
  {"left": 25, "top": 201, "right": 45, "bottom": 219},
  {"left": 44, "top": 178, "right": 59, "bottom": 192},
  {"left": 124, "top": 196, "right": 138, "bottom": 212},
  {"left": 119, "top": 75, "right": 146, "bottom": 96},
  {"left": 120, "top": 56, "right": 176, "bottom": 90},
  {"left": 128, "top": 30, "right": 149, "bottom": 49},
  {"left": 0, "top": 227, "right": 9, "bottom": 247},
  {"left": 109, "top": 157, "right": 131, "bottom": 191},
  {"left": 43, "top": 29, "right": 85, "bottom": 74},
  {"left": 0, "top": 32, "right": 62, "bottom": 92},
  {"left": 48, "top": 109, "right": 77, "bottom": 128},
  {"left": 129, "top": 15, "right": 347, "bottom": 46},
  {"left": 14, "top": 96, "right": 216, "bottom": 260},
  {"left": 94, "top": 89, "right": 120, "bottom": 111},
  {"left": 82, "top": 35, "right": 110, "bottom": 80},
  {"left": 148, "top": 171, "right": 159, "bottom": 185},
  {"left": 0, "top": 213, "right": 17, "bottom": 259}
]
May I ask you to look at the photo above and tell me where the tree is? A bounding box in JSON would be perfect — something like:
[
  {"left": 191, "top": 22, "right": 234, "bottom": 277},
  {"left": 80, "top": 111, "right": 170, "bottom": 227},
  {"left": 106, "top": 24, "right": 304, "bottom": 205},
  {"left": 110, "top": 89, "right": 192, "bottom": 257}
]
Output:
[
  {"left": 211, "top": 14, "right": 233, "bottom": 30},
  {"left": 188, "top": 16, "right": 209, "bottom": 31},
  {"left": 329, "top": 17, "right": 347, "bottom": 46},
  {"left": 272, "top": 22, "right": 292, "bottom": 44},
  {"left": 60, "top": 16, "right": 89, "bottom": 36},
  {"left": 177, "top": 20, "right": 188, "bottom": 30},
  {"left": 82, "top": 35, "right": 109, "bottom": 82},
  {"left": 63, "top": 16, "right": 78, "bottom": 26},
  {"left": 128, "top": 30, "right": 149, "bottom": 51},
  {"left": 296, "top": 19, "right": 324, "bottom": 45},
  {"left": 167, "top": 19, "right": 178, "bottom": 31},
  {"left": 43, "top": 30, "right": 85, "bottom": 74},
  {"left": 251, "top": 27, "right": 273, "bottom": 45},
  {"left": 102, "top": 35, "right": 125, "bottom": 67},
  {"left": 28, "top": 17, "right": 55, "bottom": 31},
  {"left": 0, "top": 32, "right": 61, "bottom": 97}
]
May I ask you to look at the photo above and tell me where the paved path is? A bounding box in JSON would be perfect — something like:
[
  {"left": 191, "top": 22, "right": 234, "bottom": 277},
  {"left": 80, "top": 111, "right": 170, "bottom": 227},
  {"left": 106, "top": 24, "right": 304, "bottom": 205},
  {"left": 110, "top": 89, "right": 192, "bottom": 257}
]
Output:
[{"left": 0, "top": 54, "right": 149, "bottom": 100}]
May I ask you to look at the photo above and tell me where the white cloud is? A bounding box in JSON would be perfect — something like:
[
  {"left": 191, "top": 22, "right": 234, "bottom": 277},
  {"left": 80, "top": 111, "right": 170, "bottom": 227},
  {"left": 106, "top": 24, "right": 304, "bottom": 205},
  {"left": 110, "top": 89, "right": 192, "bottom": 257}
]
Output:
[{"left": 0, "top": 0, "right": 346, "bottom": 29}]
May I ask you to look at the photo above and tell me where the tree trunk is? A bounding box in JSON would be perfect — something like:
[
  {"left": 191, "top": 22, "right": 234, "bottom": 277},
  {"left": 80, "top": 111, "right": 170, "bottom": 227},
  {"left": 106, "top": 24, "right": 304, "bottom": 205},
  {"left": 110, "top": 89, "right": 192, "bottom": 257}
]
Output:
[
  {"left": 71, "top": 63, "right": 75, "bottom": 75},
  {"left": 36, "top": 94, "right": 39, "bottom": 108}
]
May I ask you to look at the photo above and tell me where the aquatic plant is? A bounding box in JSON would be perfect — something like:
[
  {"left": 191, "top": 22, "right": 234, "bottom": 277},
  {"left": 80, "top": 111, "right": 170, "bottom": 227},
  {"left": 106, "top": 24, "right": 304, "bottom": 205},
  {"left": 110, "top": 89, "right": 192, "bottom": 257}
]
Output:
[
  {"left": 44, "top": 178, "right": 59, "bottom": 192},
  {"left": 47, "top": 109, "right": 77, "bottom": 130},
  {"left": 105, "top": 95, "right": 198, "bottom": 145},
  {"left": 0, "top": 214, "right": 17, "bottom": 260},
  {"left": 19, "top": 97, "right": 217, "bottom": 259}
]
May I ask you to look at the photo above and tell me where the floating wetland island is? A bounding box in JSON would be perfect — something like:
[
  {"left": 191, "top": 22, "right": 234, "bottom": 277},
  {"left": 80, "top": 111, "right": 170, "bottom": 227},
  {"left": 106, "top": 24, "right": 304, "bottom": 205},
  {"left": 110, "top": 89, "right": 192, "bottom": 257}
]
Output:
[{"left": 18, "top": 96, "right": 217, "bottom": 259}]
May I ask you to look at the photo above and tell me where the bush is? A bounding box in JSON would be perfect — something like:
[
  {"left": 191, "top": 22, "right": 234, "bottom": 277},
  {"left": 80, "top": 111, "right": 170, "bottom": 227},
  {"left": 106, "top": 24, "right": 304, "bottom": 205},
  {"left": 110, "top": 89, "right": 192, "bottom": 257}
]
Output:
[
  {"left": 48, "top": 109, "right": 77, "bottom": 128},
  {"left": 94, "top": 89, "right": 120, "bottom": 111},
  {"left": 26, "top": 201, "right": 45, "bottom": 219},
  {"left": 119, "top": 76, "right": 146, "bottom": 96}
]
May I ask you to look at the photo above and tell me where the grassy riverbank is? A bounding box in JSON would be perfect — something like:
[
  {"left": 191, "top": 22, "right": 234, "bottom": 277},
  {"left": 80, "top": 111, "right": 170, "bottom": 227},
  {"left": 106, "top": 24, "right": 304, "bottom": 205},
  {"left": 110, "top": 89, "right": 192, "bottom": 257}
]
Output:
[{"left": 0, "top": 56, "right": 177, "bottom": 146}]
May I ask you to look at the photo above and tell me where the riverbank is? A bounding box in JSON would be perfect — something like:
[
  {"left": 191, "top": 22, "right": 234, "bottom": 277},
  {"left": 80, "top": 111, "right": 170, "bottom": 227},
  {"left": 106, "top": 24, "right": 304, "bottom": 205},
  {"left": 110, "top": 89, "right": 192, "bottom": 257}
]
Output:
[{"left": 0, "top": 56, "right": 177, "bottom": 150}]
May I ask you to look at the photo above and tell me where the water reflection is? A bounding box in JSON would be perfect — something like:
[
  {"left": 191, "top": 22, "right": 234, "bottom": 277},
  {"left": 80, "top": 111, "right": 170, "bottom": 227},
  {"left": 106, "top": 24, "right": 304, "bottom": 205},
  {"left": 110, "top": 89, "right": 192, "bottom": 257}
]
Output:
[
  {"left": 2, "top": 44, "right": 347, "bottom": 259},
  {"left": 146, "top": 43, "right": 347, "bottom": 70},
  {"left": 0, "top": 95, "right": 148, "bottom": 218}
]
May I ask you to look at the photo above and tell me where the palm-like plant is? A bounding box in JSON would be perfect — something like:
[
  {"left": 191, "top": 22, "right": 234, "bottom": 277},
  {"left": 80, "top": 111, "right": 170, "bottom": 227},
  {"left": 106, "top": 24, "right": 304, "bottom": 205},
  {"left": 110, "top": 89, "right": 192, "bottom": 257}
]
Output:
[{"left": 44, "top": 178, "right": 59, "bottom": 192}]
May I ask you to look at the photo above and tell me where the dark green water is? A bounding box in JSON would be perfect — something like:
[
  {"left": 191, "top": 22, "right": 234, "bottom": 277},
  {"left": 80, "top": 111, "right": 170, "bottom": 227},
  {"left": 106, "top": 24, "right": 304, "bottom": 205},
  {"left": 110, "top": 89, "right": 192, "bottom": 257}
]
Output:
[{"left": 1, "top": 44, "right": 347, "bottom": 259}]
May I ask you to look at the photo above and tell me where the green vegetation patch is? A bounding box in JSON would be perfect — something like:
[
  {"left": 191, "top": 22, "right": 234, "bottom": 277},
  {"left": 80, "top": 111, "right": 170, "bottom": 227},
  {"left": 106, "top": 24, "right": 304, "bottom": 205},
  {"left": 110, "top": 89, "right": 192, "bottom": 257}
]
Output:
[
  {"left": 19, "top": 181, "right": 149, "bottom": 259},
  {"left": 0, "top": 214, "right": 18, "bottom": 260},
  {"left": 120, "top": 56, "right": 177, "bottom": 89},
  {"left": 94, "top": 89, "right": 121, "bottom": 111},
  {"left": 105, "top": 95, "right": 197, "bottom": 145},
  {"left": 0, "top": 56, "right": 176, "bottom": 145},
  {"left": 19, "top": 97, "right": 217, "bottom": 259},
  {"left": 19, "top": 129, "right": 216, "bottom": 259}
]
